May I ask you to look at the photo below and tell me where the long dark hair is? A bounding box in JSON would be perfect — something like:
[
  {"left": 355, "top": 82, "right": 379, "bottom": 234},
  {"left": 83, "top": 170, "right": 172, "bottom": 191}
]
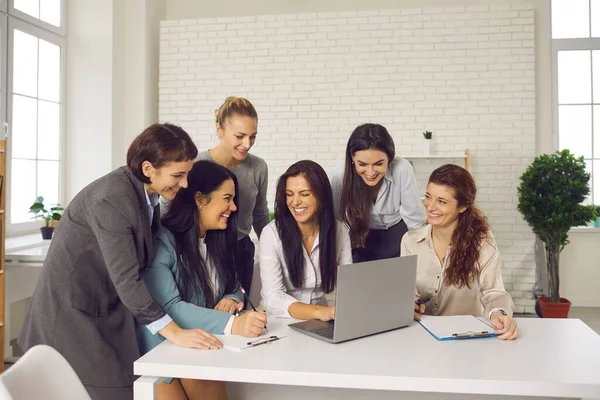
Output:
[
  {"left": 339, "top": 123, "right": 395, "bottom": 248},
  {"left": 274, "top": 160, "right": 337, "bottom": 293},
  {"left": 428, "top": 164, "right": 490, "bottom": 288},
  {"left": 162, "top": 160, "right": 238, "bottom": 305},
  {"left": 127, "top": 123, "right": 198, "bottom": 184}
]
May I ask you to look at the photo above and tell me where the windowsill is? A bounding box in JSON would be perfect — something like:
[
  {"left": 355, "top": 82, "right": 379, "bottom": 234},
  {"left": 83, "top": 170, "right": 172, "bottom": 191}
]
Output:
[
  {"left": 570, "top": 226, "right": 600, "bottom": 233},
  {"left": 5, "top": 233, "right": 50, "bottom": 253}
]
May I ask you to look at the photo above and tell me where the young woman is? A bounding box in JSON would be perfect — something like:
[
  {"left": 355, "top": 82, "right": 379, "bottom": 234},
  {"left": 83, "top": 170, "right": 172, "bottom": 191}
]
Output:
[
  {"left": 198, "top": 96, "right": 270, "bottom": 295},
  {"left": 401, "top": 164, "right": 518, "bottom": 340},
  {"left": 260, "top": 160, "right": 352, "bottom": 321},
  {"left": 330, "top": 123, "right": 427, "bottom": 263},
  {"left": 138, "top": 160, "right": 267, "bottom": 400},
  {"left": 19, "top": 124, "right": 222, "bottom": 400}
]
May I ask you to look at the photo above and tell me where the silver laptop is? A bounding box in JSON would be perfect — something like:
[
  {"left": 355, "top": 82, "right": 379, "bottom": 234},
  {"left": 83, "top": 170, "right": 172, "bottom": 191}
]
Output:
[{"left": 288, "top": 255, "right": 418, "bottom": 343}]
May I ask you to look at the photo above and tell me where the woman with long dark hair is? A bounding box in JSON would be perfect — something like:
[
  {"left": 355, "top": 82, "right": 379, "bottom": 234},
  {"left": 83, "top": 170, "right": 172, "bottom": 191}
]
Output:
[
  {"left": 402, "top": 164, "right": 518, "bottom": 340},
  {"left": 137, "top": 160, "right": 267, "bottom": 400},
  {"left": 260, "top": 160, "right": 352, "bottom": 321},
  {"left": 331, "top": 123, "right": 426, "bottom": 263}
]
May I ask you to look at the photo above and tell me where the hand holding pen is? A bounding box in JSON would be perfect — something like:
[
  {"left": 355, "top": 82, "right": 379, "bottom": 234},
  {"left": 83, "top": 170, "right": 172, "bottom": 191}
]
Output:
[
  {"left": 231, "top": 286, "right": 268, "bottom": 337},
  {"left": 413, "top": 297, "right": 430, "bottom": 321}
]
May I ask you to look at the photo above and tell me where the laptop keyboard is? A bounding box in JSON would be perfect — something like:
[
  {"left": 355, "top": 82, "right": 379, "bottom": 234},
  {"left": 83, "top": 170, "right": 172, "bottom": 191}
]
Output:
[{"left": 306, "top": 321, "right": 335, "bottom": 339}]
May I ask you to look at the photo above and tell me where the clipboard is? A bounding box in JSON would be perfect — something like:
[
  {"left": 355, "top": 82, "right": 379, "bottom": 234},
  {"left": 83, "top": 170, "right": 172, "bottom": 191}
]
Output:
[
  {"left": 217, "top": 331, "right": 288, "bottom": 352},
  {"left": 418, "top": 315, "right": 498, "bottom": 341}
]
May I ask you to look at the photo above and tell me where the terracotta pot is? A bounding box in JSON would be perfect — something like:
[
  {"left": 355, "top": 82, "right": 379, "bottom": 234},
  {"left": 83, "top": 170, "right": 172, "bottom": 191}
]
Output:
[{"left": 537, "top": 296, "right": 571, "bottom": 318}]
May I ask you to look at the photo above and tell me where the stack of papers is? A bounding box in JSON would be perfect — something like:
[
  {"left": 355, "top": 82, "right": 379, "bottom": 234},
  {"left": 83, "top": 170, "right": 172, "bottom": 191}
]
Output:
[{"left": 216, "top": 330, "right": 288, "bottom": 352}]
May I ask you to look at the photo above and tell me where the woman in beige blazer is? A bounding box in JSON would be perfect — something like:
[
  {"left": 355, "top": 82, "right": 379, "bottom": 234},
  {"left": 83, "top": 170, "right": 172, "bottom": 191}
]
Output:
[
  {"left": 401, "top": 164, "right": 518, "bottom": 340},
  {"left": 18, "top": 124, "right": 223, "bottom": 400}
]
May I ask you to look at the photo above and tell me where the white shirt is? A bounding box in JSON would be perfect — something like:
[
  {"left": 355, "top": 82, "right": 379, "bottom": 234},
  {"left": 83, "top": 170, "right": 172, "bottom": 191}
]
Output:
[
  {"left": 330, "top": 156, "right": 427, "bottom": 230},
  {"left": 259, "top": 220, "right": 353, "bottom": 318}
]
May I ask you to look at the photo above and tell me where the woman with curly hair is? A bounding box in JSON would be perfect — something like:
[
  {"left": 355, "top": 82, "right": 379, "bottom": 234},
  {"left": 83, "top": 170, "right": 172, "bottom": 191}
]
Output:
[{"left": 401, "top": 164, "right": 518, "bottom": 340}]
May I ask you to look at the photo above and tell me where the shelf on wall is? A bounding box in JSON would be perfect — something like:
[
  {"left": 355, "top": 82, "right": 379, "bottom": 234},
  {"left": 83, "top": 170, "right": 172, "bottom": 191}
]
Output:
[{"left": 404, "top": 154, "right": 467, "bottom": 160}]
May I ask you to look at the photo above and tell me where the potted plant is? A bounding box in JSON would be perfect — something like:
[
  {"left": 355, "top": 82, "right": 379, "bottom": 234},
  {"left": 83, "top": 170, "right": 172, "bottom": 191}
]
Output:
[
  {"left": 517, "top": 150, "right": 597, "bottom": 318},
  {"left": 29, "top": 196, "right": 65, "bottom": 239},
  {"left": 423, "top": 131, "right": 433, "bottom": 155}
]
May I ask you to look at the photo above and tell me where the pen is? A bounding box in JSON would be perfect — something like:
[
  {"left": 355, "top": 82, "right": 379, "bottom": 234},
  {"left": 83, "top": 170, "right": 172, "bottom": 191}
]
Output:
[
  {"left": 416, "top": 297, "right": 431, "bottom": 307},
  {"left": 239, "top": 285, "right": 268, "bottom": 331}
]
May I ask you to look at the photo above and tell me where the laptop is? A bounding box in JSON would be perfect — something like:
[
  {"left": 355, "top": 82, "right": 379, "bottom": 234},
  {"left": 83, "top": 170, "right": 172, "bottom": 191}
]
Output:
[{"left": 288, "top": 255, "right": 418, "bottom": 343}]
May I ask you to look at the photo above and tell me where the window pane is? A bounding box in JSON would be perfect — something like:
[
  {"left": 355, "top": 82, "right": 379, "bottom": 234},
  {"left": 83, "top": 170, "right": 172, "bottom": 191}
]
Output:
[
  {"left": 38, "top": 39, "right": 60, "bottom": 102},
  {"left": 593, "top": 0, "right": 600, "bottom": 37},
  {"left": 593, "top": 51, "right": 600, "bottom": 104},
  {"left": 558, "top": 51, "right": 592, "bottom": 104},
  {"left": 13, "top": 30, "right": 38, "bottom": 97},
  {"left": 552, "top": 0, "right": 590, "bottom": 39},
  {"left": 37, "top": 160, "right": 59, "bottom": 206},
  {"left": 40, "top": 0, "right": 61, "bottom": 27},
  {"left": 559, "top": 105, "right": 592, "bottom": 158},
  {"left": 12, "top": 94, "right": 37, "bottom": 159},
  {"left": 38, "top": 100, "right": 59, "bottom": 160},
  {"left": 10, "top": 159, "right": 36, "bottom": 223},
  {"left": 14, "top": 0, "right": 40, "bottom": 19}
]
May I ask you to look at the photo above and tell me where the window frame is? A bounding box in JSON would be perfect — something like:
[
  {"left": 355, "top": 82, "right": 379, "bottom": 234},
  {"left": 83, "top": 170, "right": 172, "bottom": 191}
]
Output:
[
  {"left": 6, "top": 17, "right": 66, "bottom": 234},
  {"left": 8, "top": 0, "right": 66, "bottom": 36}
]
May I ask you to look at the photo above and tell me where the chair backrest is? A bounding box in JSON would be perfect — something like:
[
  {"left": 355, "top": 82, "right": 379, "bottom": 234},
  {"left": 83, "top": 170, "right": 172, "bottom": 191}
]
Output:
[
  {"left": 0, "top": 345, "right": 91, "bottom": 400},
  {"left": 249, "top": 259, "right": 262, "bottom": 308}
]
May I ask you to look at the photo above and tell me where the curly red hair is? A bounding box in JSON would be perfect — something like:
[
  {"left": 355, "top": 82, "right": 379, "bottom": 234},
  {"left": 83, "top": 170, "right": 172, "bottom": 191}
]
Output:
[{"left": 429, "top": 164, "right": 490, "bottom": 288}]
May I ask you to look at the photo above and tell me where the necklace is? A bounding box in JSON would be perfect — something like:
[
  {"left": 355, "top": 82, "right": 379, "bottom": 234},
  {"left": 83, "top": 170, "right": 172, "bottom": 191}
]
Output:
[{"left": 302, "top": 227, "right": 318, "bottom": 240}]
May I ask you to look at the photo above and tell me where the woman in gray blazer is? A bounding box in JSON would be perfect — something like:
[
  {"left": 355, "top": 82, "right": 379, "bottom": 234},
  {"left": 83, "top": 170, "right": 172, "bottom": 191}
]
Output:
[
  {"left": 138, "top": 161, "right": 267, "bottom": 400},
  {"left": 18, "top": 124, "right": 223, "bottom": 400}
]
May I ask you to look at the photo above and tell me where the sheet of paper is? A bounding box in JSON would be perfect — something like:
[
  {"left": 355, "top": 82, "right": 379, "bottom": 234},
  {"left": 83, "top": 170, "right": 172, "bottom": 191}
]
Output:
[
  {"left": 216, "top": 329, "right": 289, "bottom": 352},
  {"left": 419, "top": 315, "right": 495, "bottom": 340}
]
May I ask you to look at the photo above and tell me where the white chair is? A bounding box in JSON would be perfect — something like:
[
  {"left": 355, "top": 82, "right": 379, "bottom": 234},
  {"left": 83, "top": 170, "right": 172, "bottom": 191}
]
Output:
[{"left": 0, "top": 344, "right": 91, "bottom": 400}]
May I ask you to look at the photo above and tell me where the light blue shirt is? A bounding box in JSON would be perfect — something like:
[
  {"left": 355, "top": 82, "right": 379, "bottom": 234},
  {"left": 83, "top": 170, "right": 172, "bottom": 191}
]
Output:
[
  {"left": 330, "top": 156, "right": 427, "bottom": 230},
  {"left": 142, "top": 188, "right": 173, "bottom": 335}
]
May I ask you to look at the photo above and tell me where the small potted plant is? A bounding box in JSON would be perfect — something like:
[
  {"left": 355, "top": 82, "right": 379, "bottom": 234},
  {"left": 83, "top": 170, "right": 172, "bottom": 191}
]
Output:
[
  {"left": 517, "top": 150, "right": 597, "bottom": 318},
  {"left": 29, "top": 196, "right": 65, "bottom": 239},
  {"left": 423, "top": 131, "right": 433, "bottom": 155}
]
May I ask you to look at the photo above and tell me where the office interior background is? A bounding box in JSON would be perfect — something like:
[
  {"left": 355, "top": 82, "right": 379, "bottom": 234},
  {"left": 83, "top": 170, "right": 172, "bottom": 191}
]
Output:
[{"left": 0, "top": 0, "right": 599, "bottom": 360}]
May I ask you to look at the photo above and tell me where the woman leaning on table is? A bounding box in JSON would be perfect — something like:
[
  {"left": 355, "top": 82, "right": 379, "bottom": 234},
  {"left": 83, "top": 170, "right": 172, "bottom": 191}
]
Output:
[
  {"left": 330, "top": 123, "right": 427, "bottom": 263},
  {"left": 138, "top": 161, "right": 267, "bottom": 400},
  {"left": 260, "top": 160, "right": 352, "bottom": 321},
  {"left": 18, "top": 124, "right": 223, "bottom": 400},
  {"left": 401, "top": 164, "right": 518, "bottom": 340}
]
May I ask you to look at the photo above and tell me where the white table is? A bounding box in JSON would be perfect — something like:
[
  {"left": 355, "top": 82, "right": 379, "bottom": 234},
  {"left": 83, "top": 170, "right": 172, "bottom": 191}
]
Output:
[{"left": 134, "top": 317, "right": 600, "bottom": 400}]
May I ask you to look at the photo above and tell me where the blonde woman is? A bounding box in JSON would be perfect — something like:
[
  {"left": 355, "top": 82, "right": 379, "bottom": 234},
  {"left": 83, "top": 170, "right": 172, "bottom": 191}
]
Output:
[{"left": 198, "top": 97, "right": 270, "bottom": 294}]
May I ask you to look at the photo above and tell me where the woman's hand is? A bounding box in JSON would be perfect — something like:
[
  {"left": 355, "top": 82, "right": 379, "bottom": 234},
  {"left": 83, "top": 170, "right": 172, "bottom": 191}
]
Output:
[
  {"left": 232, "top": 311, "right": 267, "bottom": 337},
  {"left": 159, "top": 321, "right": 223, "bottom": 350},
  {"left": 315, "top": 305, "right": 335, "bottom": 322},
  {"left": 490, "top": 311, "right": 519, "bottom": 340},
  {"left": 214, "top": 298, "right": 241, "bottom": 314},
  {"left": 413, "top": 303, "right": 426, "bottom": 321}
]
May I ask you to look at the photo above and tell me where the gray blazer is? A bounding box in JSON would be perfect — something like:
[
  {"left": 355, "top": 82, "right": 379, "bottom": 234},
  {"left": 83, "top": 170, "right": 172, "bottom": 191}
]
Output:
[{"left": 18, "top": 166, "right": 166, "bottom": 387}]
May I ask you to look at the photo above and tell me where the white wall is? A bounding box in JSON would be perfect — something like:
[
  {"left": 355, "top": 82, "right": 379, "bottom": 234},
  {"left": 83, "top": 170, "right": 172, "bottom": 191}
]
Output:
[{"left": 159, "top": 5, "right": 537, "bottom": 313}]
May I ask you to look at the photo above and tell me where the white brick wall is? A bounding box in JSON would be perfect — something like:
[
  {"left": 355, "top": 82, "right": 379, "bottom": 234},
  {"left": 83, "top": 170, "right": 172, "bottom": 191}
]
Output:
[{"left": 159, "top": 4, "right": 537, "bottom": 313}]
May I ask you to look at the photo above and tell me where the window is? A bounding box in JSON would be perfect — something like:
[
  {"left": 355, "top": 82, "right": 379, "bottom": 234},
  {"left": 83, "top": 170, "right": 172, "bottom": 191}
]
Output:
[
  {"left": 552, "top": 0, "right": 600, "bottom": 205},
  {"left": 1, "top": 0, "right": 66, "bottom": 233}
]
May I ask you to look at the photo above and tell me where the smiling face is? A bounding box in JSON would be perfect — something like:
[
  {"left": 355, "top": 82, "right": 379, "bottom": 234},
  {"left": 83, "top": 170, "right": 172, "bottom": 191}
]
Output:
[
  {"left": 285, "top": 174, "right": 319, "bottom": 226},
  {"left": 143, "top": 160, "right": 195, "bottom": 200},
  {"left": 216, "top": 115, "right": 258, "bottom": 162},
  {"left": 352, "top": 149, "right": 389, "bottom": 187},
  {"left": 424, "top": 182, "right": 467, "bottom": 230},
  {"left": 196, "top": 178, "right": 237, "bottom": 236}
]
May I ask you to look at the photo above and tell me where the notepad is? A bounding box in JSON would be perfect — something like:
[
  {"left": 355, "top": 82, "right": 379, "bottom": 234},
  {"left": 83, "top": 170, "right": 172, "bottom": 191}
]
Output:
[
  {"left": 216, "top": 330, "right": 288, "bottom": 352},
  {"left": 418, "top": 315, "right": 497, "bottom": 341}
]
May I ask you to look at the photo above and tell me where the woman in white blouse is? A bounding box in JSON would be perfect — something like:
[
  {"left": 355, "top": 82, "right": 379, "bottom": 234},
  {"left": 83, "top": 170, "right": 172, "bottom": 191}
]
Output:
[
  {"left": 401, "top": 164, "right": 518, "bottom": 340},
  {"left": 260, "top": 160, "right": 352, "bottom": 321}
]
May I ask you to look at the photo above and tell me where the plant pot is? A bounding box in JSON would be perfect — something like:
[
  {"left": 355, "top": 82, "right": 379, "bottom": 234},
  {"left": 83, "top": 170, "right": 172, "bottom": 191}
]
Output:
[
  {"left": 537, "top": 296, "right": 571, "bottom": 318},
  {"left": 424, "top": 139, "right": 431, "bottom": 156},
  {"left": 40, "top": 227, "right": 55, "bottom": 240}
]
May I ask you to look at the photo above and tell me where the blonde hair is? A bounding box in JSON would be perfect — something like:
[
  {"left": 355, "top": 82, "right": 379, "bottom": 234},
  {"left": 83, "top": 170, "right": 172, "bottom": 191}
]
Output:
[{"left": 215, "top": 96, "right": 258, "bottom": 127}]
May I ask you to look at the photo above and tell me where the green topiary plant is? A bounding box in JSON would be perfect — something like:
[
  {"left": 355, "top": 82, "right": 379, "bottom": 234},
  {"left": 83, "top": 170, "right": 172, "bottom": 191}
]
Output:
[
  {"left": 29, "top": 196, "right": 64, "bottom": 228},
  {"left": 517, "top": 150, "right": 597, "bottom": 303}
]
